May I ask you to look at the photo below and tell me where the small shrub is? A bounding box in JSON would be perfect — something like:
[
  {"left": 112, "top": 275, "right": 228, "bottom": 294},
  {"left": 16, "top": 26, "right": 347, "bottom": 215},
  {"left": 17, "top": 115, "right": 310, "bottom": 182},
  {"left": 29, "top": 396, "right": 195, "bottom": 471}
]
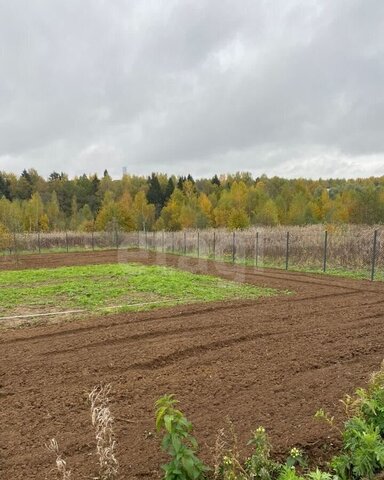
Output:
[
  {"left": 317, "top": 361, "right": 384, "bottom": 480},
  {"left": 155, "top": 394, "right": 209, "bottom": 480}
]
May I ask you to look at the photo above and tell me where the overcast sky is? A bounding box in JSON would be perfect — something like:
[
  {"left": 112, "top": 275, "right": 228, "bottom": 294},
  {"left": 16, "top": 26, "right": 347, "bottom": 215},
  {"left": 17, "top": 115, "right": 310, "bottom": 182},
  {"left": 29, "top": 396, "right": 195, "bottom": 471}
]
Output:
[{"left": 0, "top": 0, "right": 383, "bottom": 180}]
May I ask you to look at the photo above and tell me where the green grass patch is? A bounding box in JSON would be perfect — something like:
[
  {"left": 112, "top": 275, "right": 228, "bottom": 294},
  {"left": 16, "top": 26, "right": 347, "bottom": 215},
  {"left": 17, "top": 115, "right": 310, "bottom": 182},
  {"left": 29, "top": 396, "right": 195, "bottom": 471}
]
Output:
[{"left": 0, "top": 263, "right": 280, "bottom": 318}]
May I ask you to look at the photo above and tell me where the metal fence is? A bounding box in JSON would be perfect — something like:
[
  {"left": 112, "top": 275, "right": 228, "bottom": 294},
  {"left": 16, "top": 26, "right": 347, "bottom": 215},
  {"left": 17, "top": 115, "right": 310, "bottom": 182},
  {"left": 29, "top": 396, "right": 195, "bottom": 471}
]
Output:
[{"left": 1, "top": 226, "right": 383, "bottom": 281}]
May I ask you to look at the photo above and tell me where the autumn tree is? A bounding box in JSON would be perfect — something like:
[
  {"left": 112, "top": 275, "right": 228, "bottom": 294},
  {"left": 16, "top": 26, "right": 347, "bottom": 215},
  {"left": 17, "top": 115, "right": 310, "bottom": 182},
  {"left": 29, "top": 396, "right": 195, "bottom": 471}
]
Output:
[
  {"left": 132, "top": 191, "right": 155, "bottom": 231},
  {"left": 24, "top": 192, "right": 46, "bottom": 232},
  {"left": 46, "top": 192, "right": 64, "bottom": 231}
]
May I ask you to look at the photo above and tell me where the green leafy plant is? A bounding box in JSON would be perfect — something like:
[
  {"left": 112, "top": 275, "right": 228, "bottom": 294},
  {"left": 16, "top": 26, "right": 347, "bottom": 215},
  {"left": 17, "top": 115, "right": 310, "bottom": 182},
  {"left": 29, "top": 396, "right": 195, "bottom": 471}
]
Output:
[
  {"left": 286, "top": 448, "right": 306, "bottom": 469},
  {"left": 317, "top": 361, "right": 384, "bottom": 480},
  {"left": 305, "top": 468, "right": 332, "bottom": 480},
  {"left": 331, "top": 418, "right": 384, "bottom": 479},
  {"left": 155, "top": 394, "right": 209, "bottom": 480},
  {"left": 245, "top": 426, "right": 281, "bottom": 480},
  {"left": 277, "top": 466, "right": 303, "bottom": 480}
]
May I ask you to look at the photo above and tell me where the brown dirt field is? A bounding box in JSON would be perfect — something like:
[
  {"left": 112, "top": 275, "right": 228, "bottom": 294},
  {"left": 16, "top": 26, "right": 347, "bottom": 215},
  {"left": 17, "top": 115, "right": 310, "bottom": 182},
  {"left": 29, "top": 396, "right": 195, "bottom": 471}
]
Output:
[{"left": 1, "top": 250, "right": 384, "bottom": 479}]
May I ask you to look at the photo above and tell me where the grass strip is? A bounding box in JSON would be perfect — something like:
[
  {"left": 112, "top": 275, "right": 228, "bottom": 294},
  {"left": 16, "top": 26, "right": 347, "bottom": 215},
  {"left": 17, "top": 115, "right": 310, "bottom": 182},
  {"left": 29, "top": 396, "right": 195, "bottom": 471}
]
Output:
[{"left": 0, "top": 262, "right": 282, "bottom": 316}]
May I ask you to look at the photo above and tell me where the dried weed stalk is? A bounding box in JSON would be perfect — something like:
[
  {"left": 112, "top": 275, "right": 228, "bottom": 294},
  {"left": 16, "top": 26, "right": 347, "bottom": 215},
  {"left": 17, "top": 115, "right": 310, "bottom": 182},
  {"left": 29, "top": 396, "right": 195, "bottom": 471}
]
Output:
[
  {"left": 212, "top": 418, "right": 249, "bottom": 480},
  {"left": 46, "top": 438, "right": 71, "bottom": 480},
  {"left": 213, "top": 428, "right": 226, "bottom": 479},
  {"left": 89, "top": 384, "right": 119, "bottom": 480}
]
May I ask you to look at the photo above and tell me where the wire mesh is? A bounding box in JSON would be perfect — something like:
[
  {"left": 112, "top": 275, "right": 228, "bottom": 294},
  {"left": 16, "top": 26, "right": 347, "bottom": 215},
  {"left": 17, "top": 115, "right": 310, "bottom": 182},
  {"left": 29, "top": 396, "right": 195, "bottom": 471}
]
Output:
[{"left": 1, "top": 226, "right": 383, "bottom": 280}]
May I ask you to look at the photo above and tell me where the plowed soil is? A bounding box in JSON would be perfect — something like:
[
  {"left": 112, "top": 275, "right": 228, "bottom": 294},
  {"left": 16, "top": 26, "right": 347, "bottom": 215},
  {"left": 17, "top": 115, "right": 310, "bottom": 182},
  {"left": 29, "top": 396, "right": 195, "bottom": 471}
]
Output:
[{"left": 1, "top": 250, "right": 384, "bottom": 480}]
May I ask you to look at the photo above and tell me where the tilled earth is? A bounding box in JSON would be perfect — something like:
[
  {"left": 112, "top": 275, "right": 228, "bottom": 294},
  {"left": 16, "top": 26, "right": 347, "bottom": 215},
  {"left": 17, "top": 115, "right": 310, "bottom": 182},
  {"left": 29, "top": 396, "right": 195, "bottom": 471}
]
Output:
[{"left": 1, "top": 250, "right": 384, "bottom": 479}]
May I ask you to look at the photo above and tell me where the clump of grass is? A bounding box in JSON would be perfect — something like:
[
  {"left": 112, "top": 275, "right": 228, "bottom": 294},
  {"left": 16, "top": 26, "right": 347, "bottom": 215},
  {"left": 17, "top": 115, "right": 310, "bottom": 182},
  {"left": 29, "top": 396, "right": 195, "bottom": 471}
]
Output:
[
  {"left": 46, "top": 438, "right": 71, "bottom": 480},
  {"left": 89, "top": 384, "right": 119, "bottom": 480}
]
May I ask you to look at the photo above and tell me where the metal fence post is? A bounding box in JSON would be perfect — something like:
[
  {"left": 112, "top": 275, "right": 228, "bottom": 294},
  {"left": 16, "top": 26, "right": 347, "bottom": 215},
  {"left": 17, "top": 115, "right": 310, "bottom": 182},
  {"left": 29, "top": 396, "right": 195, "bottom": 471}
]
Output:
[
  {"left": 255, "top": 231, "right": 259, "bottom": 267},
  {"left": 91, "top": 229, "right": 95, "bottom": 251},
  {"left": 285, "top": 231, "right": 290, "bottom": 270},
  {"left": 37, "top": 230, "right": 41, "bottom": 253},
  {"left": 114, "top": 220, "right": 119, "bottom": 250},
  {"left": 213, "top": 230, "right": 216, "bottom": 259},
  {"left": 65, "top": 231, "right": 69, "bottom": 253},
  {"left": 13, "top": 230, "right": 17, "bottom": 256},
  {"left": 371, "top": 229, "right": 378, "bottom": 281},
  {"left": 162, "top": 230, "right": 165, "bottom": 253},
  {"left": 145, "top": 230, "right": 148, "bottom": 250},
  {"left": 172, "top": 231, "right": 174, "bottom": 253},
  {"left": 184, "top": 231, "right": 187, "bottom": 255},
  {"left": 197, "top": 230, "right": 200, "bottom": 258},
  {"left": 323, "top": 230, "right": 328, "bottom": 272},
  {"left": 232, "top": 231, "right": 236, "bottom": 264}
]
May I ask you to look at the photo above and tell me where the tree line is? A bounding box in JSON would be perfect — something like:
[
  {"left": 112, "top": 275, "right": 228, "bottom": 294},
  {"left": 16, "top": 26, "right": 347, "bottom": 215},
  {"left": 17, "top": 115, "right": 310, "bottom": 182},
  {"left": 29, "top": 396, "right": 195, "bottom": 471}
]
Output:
[{"left": 0, "top": 169, "right": 383, "bottom": 233}]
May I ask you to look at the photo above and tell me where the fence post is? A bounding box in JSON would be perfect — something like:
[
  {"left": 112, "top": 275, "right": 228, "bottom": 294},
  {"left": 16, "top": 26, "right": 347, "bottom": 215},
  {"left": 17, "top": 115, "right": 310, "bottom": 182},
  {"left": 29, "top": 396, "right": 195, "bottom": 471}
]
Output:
[
  {"left": 323, "top": 230, "right": 328, "bottom": 272},
  {"left": 197, "top": 230, "right": 200, "bottom": 258},
  {"left": 285, "top": 231, "right": 290, "bottom": 270},
  {"left": 13, "top": 230, "right": 17, "bottom": 256},
  {"left": 162, "top": 230, "right": 165, "bottom": 253},
  {"left": 213, "top": 230, "right": 216, "bottom": 260},
  {"left": 91, "top": 228, "right": 95, "bottom": 251},
  {"left": 37, "top": 230, "right": 41, "bottom": 253},
  {"left": 114, "top": 220, "right": 119, "bottom": 250},
  {"left": 66, "top": 231, "right": 69, "bottom": 253},
  {"left": 255, "top": 231, "right": 259, "bottom": 267},
  {"left": 184, "top": 231, "right": 187, "bottom": 255},
  {"left": 232, "top": 231, "right": 236, "bottom": 264},
  {"left": 172, "top": 231, "right": 174, "bottom": 253},
  {"left": 371, "top": 229, "right": 378, "bottom": 281},
  {"left": 153, "top": 231, "right": 155, "bottom": 251},
  {"left": 145, "top": 230, "right": 148, "bottom": 250}
]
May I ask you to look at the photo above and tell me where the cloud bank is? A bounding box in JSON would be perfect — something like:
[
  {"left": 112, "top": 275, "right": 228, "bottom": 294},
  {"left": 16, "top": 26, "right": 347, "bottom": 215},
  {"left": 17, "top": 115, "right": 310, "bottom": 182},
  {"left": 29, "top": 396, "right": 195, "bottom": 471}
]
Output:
[{"left": 0, "top": 0, "right": 383, "bottom": 178}]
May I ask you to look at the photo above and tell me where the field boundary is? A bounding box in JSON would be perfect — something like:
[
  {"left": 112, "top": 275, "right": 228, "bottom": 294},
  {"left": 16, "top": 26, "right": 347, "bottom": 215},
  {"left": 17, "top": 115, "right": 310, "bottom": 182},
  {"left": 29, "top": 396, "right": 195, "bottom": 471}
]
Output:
[{"left": 1, "top": 226, "right": 383, "bottom": 281}]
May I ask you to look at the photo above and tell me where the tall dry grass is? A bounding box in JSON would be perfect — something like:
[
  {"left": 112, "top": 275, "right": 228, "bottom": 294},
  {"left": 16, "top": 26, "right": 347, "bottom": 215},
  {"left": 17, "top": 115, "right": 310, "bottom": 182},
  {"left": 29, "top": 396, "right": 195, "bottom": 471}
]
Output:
[
  {"left": 89, "top": 384, "right": 119, "bottom": 480},
  {"left": 46, "top": 438, "right": 71, "bottom": 480},
  {"left": 47, "top": 385, "right": 118, "bottom": 480}
]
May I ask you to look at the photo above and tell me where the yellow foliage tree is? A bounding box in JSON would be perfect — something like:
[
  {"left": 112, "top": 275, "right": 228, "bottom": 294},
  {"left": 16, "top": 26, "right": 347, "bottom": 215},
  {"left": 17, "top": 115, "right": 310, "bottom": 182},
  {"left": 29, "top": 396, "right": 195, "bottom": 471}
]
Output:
[
  {"left": 0, "top": 222, "right": 11, "bottom": 250},
  {"left": 227, "top": 209, "right": 250, "bottom": 230},
  {"left": 132, "top": 191, "right": 155, "bottom": 230}
]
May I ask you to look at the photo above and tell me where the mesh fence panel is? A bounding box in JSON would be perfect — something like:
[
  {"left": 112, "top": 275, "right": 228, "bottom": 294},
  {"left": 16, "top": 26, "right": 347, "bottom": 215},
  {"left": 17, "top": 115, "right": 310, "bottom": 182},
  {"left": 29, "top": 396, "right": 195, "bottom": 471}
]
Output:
[{"left": 2, "top": 226, "right": 383, "bottom": 280}]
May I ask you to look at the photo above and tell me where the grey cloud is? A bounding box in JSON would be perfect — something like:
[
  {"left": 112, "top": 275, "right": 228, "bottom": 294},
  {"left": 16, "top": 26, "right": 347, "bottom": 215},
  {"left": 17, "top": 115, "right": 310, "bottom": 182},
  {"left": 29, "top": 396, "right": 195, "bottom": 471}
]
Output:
[{"left": 0, "top": 0, "right": 383, "bottom": 178}]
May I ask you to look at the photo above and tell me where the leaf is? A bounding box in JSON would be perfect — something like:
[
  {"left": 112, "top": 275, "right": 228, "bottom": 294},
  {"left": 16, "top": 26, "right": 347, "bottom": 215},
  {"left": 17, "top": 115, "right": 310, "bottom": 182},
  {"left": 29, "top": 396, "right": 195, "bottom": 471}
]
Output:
[
  {"left": 375, "top": 443, "right": 384, "bottom": 466},
  {"left": 181, "top": 455, "right": 198, "bottom": 479},
  {"left": 164, "top": 414, "right": 174, "bottom": 433},
  {"left": 156, "top": 406, "right": 167, "bottom": 431},
  {"left": 171, "top": 433, "right": 182, "bottom": 454}
]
